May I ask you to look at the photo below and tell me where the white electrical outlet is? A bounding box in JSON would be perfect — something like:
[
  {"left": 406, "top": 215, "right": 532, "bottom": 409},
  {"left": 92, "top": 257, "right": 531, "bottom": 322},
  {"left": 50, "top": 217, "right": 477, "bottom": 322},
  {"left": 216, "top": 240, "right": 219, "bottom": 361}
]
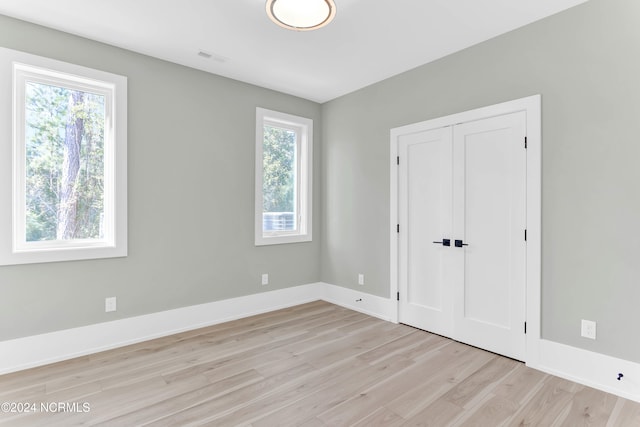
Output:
[
  {"left": 358, "top": 274, "right": 364, "bottom": 285},
  {"left": 581, "top": 319, "right": 596, "bottom": 340},
  {"left": 261, "top": 273, "right": 269, "bottom": 286},
  {"left": 105, "top": 297, "right": 117, "bottom": 313}
]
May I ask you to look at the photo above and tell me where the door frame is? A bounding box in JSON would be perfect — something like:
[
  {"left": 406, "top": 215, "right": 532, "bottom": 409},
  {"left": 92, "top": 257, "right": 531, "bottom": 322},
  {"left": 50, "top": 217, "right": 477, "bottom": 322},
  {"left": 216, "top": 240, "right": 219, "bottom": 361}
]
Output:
[{"left": 390, "top": 95, "right": 541, "bottom": 366}]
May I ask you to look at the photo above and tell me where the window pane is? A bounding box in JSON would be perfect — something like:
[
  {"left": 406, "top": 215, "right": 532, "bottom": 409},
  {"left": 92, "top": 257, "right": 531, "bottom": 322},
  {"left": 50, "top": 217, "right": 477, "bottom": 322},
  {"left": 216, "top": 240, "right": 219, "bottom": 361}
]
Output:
[
  {"left": 24, "top": 82, "right": 105, "bottom": 242},
  {"left": 262, "top": 125, "right": 297, "bottom": 232}
]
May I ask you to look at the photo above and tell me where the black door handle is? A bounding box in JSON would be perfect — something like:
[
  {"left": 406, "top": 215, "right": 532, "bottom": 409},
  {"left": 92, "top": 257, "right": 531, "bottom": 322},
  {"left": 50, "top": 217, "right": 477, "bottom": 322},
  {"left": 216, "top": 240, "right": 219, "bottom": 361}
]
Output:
[
  {"left": 433, "top": 239, "right": 451, "bottom": 247},
  {"left": 455, "top": 239, "right": 468, "bottom": 247}
]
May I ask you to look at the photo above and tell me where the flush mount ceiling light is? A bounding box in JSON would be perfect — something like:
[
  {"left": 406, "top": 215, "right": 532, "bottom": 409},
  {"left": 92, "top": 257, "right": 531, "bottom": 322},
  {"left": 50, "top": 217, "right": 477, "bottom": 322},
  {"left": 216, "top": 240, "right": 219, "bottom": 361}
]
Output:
[{"left": 266, "top": 0, "right": 336, "bottom": 31}]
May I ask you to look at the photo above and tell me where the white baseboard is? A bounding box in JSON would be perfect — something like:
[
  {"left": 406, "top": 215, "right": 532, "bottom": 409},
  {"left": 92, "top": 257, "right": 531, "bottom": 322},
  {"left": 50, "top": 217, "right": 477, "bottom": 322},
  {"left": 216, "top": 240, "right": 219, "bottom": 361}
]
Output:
[
  {"left": 0, "top": 282, "right": 396, "bottom": 376},
  {"left": 0, "top": 283, "right": 323, "bottom": 375},
  {"left": 2, "top": 282, "right": 638, "bottom": 404},
  {"left": 318, "top": 282, "right": 396, "bottom": 322},
  {"left": 528, "top": 339, "right": 640, "bottom": 403}
]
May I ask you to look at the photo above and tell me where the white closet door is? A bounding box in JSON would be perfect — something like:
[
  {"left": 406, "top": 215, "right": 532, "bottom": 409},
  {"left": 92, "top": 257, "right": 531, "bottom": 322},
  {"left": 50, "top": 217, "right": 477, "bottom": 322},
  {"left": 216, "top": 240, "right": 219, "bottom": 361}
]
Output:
[
  {"left": 398, "top": 126, "right": 453, "bottom": 337},
  {"left": 452, "top": 111, "right": 527, "bottom": 360},
  {"left": 398, "top": 111, "right": 527, "bottom": 361}
]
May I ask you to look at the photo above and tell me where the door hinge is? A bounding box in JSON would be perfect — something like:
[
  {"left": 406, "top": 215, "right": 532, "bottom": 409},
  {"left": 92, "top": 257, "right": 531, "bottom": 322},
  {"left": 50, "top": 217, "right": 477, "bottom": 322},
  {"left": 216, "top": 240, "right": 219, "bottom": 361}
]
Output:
[
  {"left": 397, "top": 224, "right": 400, "bottom": 233},
  {"left": 524, "top": 322, "right": 527, "bottom": 334},
  {"left": 397, "top": 292, "right": 400, "bottom": 301},
  {"left": 397, "top": 156, "right": 400, "bottom": 165},
  {"left": 524, "top": 229, "right": 527, "bottom": 241},
  {"left": 524, "top": 136, "right": 528, "bottom": 149}
]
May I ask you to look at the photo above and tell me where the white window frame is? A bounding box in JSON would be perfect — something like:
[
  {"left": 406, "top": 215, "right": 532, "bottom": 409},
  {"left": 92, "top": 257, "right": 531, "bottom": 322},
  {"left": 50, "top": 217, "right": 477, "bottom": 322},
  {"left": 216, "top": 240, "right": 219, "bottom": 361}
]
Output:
[
  {"left": 0, "top": 47, "right": 127, "bottom": 265},
  {"left": 255, "top": 107, "right": 312, "bottom": 246}
]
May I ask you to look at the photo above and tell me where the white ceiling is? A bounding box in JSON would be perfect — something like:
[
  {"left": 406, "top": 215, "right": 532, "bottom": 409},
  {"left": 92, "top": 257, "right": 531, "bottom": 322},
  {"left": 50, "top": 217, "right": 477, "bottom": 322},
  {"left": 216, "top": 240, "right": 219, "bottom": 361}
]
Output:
[{"left": 0, "top": 0, "right": 588, "bottom": 103}]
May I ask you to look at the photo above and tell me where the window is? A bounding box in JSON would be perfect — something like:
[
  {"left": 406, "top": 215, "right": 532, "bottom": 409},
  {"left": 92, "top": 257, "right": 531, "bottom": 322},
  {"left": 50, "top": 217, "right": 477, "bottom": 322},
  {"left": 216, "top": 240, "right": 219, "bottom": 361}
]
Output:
[
  {"left": 0, "top": 47, "right": 127, "bottom": 265},
  {"left": 255, "top": 108, "right": 312, "bottom": 245}
]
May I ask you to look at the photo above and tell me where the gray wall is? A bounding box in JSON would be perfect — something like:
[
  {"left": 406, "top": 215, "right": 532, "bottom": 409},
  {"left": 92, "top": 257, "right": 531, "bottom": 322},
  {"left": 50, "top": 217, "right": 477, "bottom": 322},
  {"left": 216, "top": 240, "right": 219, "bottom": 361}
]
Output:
[
  {"left": 0, "top": 15, "right": 322, "bottom": 341},
  {"left": 322, "top": 0, "right": 640, "bottom": 363}
]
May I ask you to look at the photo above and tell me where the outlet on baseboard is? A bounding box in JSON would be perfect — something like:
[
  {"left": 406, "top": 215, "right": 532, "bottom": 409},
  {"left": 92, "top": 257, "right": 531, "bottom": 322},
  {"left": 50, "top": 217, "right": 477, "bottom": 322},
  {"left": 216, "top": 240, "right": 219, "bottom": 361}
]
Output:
[
  {"left": 358, "top": 274, "right": 364, "bottom": 286},
  {"left": 581, "top": 319, "right": 596, "bottom": 340},
  {"left": 105, "top": 297, "right": 117, "bottom": 313},
  {"left": 261, "top": 273, "right": 269, "bottom": 286}
]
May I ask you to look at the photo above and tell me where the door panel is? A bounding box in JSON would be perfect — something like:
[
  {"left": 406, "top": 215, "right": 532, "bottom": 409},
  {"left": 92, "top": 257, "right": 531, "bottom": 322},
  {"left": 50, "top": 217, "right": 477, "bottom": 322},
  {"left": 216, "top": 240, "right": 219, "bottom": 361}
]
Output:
[
  {"left": 453, "top": 112, "right": 527, "bottom": 360},
  {"left": 460, "top": 126, "right": 514, "bottom": 327},
  {"left": 398, "top": 127, "right": 453, "bottom": 336}
]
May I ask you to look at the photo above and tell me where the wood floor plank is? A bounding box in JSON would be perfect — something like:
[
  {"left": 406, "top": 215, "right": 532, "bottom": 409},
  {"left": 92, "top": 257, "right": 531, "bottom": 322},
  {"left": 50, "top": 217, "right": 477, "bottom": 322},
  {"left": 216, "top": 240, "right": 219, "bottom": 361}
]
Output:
[
  {"left": 212, "top": 354, "right": 415, "bottom": 426},
  {"left": 401, "top": 398, "right": 466, "bottom": 426},
  {"left": 607, "top": 398, "right": 640, "bottom": 427},
  {"left": 350, "top": 406, "right": 405, "bottom": 427},
  {"left": 145, "top": 362, "right": 319, "bottom": 426},
  {"left": 95, "top": 369, "right": 265, "bottom": 426},
  {"left": 441, "top": 356, "right": 519, "bottom": 408},
  {"left": 0, "top": 301, "right": 638, "bottom": 427},
  {"left": 455, "top": 394, "right": 520, "bottom": 426},
  {"left": 289, "top": 418, "right": 324, "bottom": 427},
  {"left": 315, "top": 343, "right": 490, "bottom": 425},
  {"left": 504, "top": 376, "right": 581, "bottom": 426},
  {"left": 0, "top": 383, "right": 45, "bottom": 401},
  {"left": 383, "top": 342, "right": 497, "bottom": 419},
  {"left": 491, "top": 361, "right": 547, "bottom": 405},
  {"left": 296, "top": 323, "right": 415, "bottom": 369},
  {"left": 562, "top": 385, "right": 619, "bottom": 426},
  {"left": 250, "top": 354, "right": 415, "bottom": 427},
  {"left": 355, "top": 329, "right": 435, "bottom": 364}
]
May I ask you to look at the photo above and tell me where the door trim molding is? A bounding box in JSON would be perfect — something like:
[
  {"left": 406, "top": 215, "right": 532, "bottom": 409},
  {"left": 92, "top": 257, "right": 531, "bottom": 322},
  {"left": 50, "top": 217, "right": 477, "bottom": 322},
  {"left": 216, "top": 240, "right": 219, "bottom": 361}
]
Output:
[{"left": 389, "top": 94, "right": 541, "bottom": 365}]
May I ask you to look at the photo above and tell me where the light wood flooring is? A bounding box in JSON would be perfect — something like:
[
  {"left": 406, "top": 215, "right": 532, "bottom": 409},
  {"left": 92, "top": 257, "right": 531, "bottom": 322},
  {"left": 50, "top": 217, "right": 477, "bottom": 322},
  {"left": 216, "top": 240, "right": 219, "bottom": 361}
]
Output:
[{"left": 0, "top": 301, "right": 639, "bottom": 426}]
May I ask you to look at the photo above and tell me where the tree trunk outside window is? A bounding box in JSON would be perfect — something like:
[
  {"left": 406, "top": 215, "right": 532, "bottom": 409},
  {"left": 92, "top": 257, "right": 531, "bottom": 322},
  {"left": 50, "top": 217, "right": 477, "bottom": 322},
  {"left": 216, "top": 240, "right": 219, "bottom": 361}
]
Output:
[{"left": 57, "top": 91, "right": 84, "bottom": 239}]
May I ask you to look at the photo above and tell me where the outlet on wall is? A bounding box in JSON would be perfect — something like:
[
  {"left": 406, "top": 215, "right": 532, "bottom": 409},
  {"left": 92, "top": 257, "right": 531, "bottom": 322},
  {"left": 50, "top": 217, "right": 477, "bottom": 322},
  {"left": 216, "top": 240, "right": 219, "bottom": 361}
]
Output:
[
  {"left": 581, "top": 319, "right": 596, "bottom": 340},
  {"left": 358, "top": 274, "right": 364, "bottom": 285},
  {"left": 105, "top": 297, "right": 117, "bottom": 313},
  {"left": 261, "top": 273, "right": 269, "bottom": 286}
]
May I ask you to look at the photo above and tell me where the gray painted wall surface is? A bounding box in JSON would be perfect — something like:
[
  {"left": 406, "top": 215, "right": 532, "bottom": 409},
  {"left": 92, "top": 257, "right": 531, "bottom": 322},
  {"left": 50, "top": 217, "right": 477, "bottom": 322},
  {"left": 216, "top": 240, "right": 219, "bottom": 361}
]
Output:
[
  {"left": 0, "top": 15, "right": 322, "bottom": 341},
  {"left": 321, "top": 0, "right": 640, "bottom": 362}
]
